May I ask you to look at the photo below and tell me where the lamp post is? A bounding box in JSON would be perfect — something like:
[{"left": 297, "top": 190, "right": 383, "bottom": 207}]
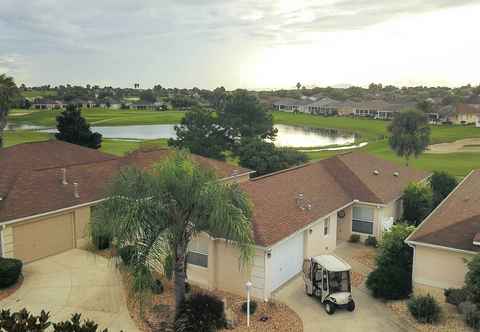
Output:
[{"left": 245, "top": 281, "right": 252, "bottom": 328}]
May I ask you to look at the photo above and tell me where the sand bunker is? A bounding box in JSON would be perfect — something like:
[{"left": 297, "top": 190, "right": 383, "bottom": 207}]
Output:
[{"left": 427, "top": 138, "right": 480, "bottom": 153}]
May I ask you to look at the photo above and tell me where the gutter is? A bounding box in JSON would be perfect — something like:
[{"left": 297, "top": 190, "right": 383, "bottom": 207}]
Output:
[
  {"left": 406, "top": 240, "right": 478, "bottom": 256},
  {"left": 0, "top": 199, "right": 107, "bottom": 227}
]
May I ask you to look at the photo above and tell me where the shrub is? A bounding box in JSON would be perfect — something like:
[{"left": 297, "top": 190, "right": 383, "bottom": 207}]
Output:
[
  {"left": 402, "top": 183, "right": 433, "bottom": 226},
  {"left": 93, "top": 235, "right": 111, "bottom": 250},
  {"left": 0, "top": 257, "right": 23, "bottom": 288},
  {"left": 151, "top": 279, "right": 164, "bottom": 294},
  {"left": 407, "top": 295, "right": 441, "bottom": 324},
  {"left": 444, "top": 288, "right": 469, "bottom": 306},
  {"left": 349, "top": 234, "right": 360, "bottom": 243},
  {"left": 241, "top": 301, "right": 258, "bottom": 315},
  {"left": 119, "top": 245, "right": 135, "bottom": 266},
  {"left": 466, "top": 255, "right": 480, "bottom": 304},
  {"left": 0, "top": 309, "right": 108, "bottom": 332},
  {"left": 175, "top": 293, "right": 225, "bottom": 332},
  {"left": 364, "top": 236, "right": 378, "bottom": 248},
  {"left": 366, "top": 265, "right": 412, "bottom": 300},
  {"left": 458, "top": 301, "right": 477, "bottom": 315}
]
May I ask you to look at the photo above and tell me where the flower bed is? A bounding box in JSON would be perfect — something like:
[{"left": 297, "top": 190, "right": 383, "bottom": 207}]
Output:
[{"left": 120, "top": 269, "right": 302, "bottom": 332}]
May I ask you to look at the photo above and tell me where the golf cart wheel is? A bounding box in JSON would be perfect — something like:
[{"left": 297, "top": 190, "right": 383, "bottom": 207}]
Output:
[
  {"left": 347, "top": 300, "right": 355, "bottom": 312},
  {"left": 325, "top": 301, "right": 336, "bottom": 315}
]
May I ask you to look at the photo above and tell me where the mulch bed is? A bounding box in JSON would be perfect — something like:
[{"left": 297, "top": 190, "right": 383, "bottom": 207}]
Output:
[
  {"left": 351, "top": 271, "right": 365, "bottom": 288},
  {"left": 387, "top": 300, "right": 471, "bottom": 332},
  {"left": 350, "top": 246, "right": 377, "bottom": 270},
  {"left": 0, "top": 275, "right": 24, "bottom": 301},
  {"left": 120, "top": 269, "right": 303, "bottom": 332}
]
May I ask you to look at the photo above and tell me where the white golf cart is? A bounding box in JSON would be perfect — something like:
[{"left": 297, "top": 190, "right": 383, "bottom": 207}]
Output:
[{"left": 302, "top": 255, "right": 355, "bottom": 315}]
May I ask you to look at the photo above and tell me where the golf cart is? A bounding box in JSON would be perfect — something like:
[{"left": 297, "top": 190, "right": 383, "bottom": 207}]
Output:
[{"left": 302, "top": 255, "right": 355, "bottom": 315}]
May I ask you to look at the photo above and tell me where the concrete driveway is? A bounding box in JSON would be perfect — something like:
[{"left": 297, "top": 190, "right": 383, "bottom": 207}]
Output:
[
  {"left": 0, "top": 249, "right": 139, "bottom": 332},
  {"left": 275, "top": 275, "right": 410, "bottom": 332}
]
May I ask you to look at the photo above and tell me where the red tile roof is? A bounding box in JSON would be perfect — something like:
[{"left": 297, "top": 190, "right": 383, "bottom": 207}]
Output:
[{"left": 408, "top": 170, "right": 480, "bottom": 251}]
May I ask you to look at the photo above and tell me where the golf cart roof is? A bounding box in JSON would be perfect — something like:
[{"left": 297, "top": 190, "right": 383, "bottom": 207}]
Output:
[{"left": 312, "top": 255, "right": 351, "bottom": 272}]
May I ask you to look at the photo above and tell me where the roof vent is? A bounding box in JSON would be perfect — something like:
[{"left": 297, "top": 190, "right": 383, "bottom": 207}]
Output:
[
  {"left": 393, "top": 172, "right": 399, "bottom": 177},
  {"left": 296, "top": 193, "right": 312, "bottom": 211},
  {"left": 61, "top": 168, "right": 68, "bottom": 185},
  {"left": 474, "top": 233, "right": 480, "bottom": 246},
  {"left": 373, "top": 170, "right": 380, "bottom": 175},
  {"left": 73, "top": 182, "right": 80, "bottom": 198}
]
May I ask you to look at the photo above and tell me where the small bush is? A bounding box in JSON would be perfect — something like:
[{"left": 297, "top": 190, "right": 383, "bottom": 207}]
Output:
[
  {"left": 407, "top": 295, "right": 441, "bottom": 324},
  {"left": 151, "top": 279, "right": 164, "bottom": 294},
  {"left": 458, "top": 301, "right": 477, "bottom": 315},
  {"left": 364, "top": 236, "right": 378, "bottom": 247},
  {"left": 175, "top": 293, "right": 225, "bottom": 332},
  {"left": 53, "top": 313, "right": 108, "bottom": 332},
  {"left": 118, "top": 245, "right": 135, "bottom": 266},
  {"left": 93, "top": 235, "right": 111, "bottom": 250},
  {"left": 349, "top": 234, "right": 360, "bottom": 243},
  {"left": 366, "top": 265, "right": 412, "bottom": 300},
  {"left": 444, "top": 288, "right": 469, "bottom": 306},
  {"left": 0, "top": 258, "right": 23, "bottom": 288},
  {"left": 241, "top": 301, "right": 258, "bottom": 315}
]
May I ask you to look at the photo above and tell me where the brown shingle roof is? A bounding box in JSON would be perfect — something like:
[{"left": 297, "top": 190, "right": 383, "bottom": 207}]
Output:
[
  {"left": 408, "top": 170, "right": 480, "bottom": 251},
  {"left": 242, "top": 151, "right": 429, "bottom": 246},
  {"left": 456, "top": 103, "right": 480, "bottom": 115},
  {"left": 0, "top": 140, "right": 117, "bottom": 198}
]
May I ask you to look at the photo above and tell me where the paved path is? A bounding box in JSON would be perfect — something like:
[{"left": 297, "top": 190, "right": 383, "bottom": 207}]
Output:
[{"left": 0, "top": 249, "right": 139, "bottom": 332}]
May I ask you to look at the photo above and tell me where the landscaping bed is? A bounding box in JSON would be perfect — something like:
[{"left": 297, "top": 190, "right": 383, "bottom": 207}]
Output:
[
  {"left": 0, "top": 274, "right": 23, "bottom": 301},
  {"left": 387, "top": 300, "right": 471, "bottom": 332},
  {"left": 120, "top": 270, "right": 302, "bottom": 332}
]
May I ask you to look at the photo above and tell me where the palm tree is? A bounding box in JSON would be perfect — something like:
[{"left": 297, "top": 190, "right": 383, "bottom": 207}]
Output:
[
  {"left": 0, "top": 74, "right": 19, "bottom": 148},
  {"left": 93, "top": 151, "right": 254, "bottom": 311}
]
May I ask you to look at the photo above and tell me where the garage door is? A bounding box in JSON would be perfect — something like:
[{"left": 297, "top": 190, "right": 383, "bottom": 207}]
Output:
[
  {"left": 270, "top": 231, "right": 304, "bottom": 291},
  {"left": 13, "top": 213, "right": 74, "bottom": 262}
]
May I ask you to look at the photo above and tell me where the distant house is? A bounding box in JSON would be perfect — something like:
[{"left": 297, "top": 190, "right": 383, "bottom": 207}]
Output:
[
  {"left": 69, "top": 99, "right": 98, "bottom": 109},
  {"left": 98, "top": 98, "right": 122, "bottom": 110},
  {"left": 305, "top": 98, "right": 352, "bottom": 116},
  {"left": 449, "top": 104, "right": 480, "bottom": 125},
  {"left": 352, "top": 101, "right": 416, "bottom": 120},
  {"left": 129, "top": 101, "right": 167, "bottom": 111},
  {"left": 272, "top": 98, "right": 309, "bottom": 112},
  {"left": 428, "top": 105, "right": 455, "bottom": 124},
  {"left": 32, "top": 98, "right": 64, "bottom": 110},
  {"left": 406, "top": 170, "right": 480, "bottom": 297}
]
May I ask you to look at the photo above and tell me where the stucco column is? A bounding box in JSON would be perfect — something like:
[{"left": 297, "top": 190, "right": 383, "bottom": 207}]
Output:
[{"left": 1, "top": 225, "right": 15, "bottom": 258}]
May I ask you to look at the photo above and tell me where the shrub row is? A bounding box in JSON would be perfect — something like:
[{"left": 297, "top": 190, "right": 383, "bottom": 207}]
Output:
[{"left": 0, "top": 257, "right": 23, "bottom": 289}]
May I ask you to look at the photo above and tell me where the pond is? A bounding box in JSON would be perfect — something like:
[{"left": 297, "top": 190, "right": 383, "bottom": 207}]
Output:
[{"left": 10, "top": 123, "right": 356, "bottom": 148}]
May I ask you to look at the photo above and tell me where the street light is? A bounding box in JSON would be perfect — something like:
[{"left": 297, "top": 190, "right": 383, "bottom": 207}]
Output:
[{"left": 245, "top": 281, "right": 253, "bottom": 328}]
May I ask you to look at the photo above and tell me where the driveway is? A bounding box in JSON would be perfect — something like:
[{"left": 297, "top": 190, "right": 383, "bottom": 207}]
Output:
[
  {"left": 0, "top": 249, "right": 139, "bottom": 332},
  {"left": 275, "top": 276, "right": 409, "bottom": 332}
]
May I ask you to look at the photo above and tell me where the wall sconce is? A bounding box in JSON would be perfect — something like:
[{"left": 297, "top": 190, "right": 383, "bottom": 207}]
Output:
[
  {"left": 309, "top": 229, "right": 313, "bottom": 234},
  {"left": 266, "top": 249, "right": 272, "bottom": 258}
]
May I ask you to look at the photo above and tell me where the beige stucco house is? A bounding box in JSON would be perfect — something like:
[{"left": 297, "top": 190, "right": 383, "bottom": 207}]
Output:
[
  {"left": 449, "top": 104, "right": 480, "bottom": 125},
  {"left": 0, "top": 141, "right": 427, "bottom": 301},
  {"left": 406, "top": 170, "right": 480, "bottom": 297}
]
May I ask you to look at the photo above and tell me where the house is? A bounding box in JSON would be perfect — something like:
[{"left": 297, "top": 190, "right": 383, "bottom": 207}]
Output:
[
  {"left": 0, "top": 141, "right": 252, "bottom": 263},
  {"left": 0, "top": 141, "right": 427, "bottom": 301},
  {"left": 406, "top": 170, "right": 480, "bottom": 297},
  {"left": 32, "top": 98, "right": 64, "bottom": 110},
  {"left": 427, "top": 105, "right": 455, "bottom": 124},
  {"left": 305, "top": 98, "right": 350, "bottom": 116},
  {"left": 272, "top": 98, "right": 309, "bottom": 112},
  {"left": 351, "top": 100, "right": 415, "bottom": 120},
  {"left": 449, "top": 104, "right": 480, "bottom": 125},
  {"left": 187, "top": 152, "right": 428, "bottom": 299}
]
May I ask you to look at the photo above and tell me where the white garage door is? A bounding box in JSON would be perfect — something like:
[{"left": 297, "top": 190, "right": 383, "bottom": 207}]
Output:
[{"left": 270, "top": 231, "right": 304, "bottom": 291}]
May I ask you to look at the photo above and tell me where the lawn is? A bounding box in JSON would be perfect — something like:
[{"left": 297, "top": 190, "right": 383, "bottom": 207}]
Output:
[{"left": 8, "top": 108, "right": 185, "bottom": 127}]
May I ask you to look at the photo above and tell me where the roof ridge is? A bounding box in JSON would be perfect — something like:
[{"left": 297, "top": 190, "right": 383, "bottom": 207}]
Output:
[{"left": 33, "top": 156, "right": 122, "bottom": 172}]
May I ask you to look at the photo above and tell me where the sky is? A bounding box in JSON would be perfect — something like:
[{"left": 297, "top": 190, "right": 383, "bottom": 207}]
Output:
[{"left": 1, "top": 0, "right": 480, "bottom": 90}]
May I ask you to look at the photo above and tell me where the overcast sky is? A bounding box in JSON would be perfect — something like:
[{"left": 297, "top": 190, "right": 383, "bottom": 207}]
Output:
[{"left": 1, "top": 0, "right": 480, "bottom": 89}]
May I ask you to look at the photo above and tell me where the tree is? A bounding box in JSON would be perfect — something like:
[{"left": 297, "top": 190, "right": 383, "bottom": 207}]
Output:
[
  {"left": 168, "top": 109, "right": 228, "bottom": 160},
  {"left": 0, "top": 74, "right": 20, "bottom": 148},
  {"left": 466, "top": 254, "right": 480, "bottom": 304},
  {"left": 55, "top": 105, "right": 102, "bottom": 149},
  {"left": 237, "top": 138, "right": 308, "bottom": 177},
  {"left": 219, "top": 90, "right": 277, "bottom": 145},
  {"left": 139, "top": 90, "right": 156, "bottom": 103},
  {"left": 296, "top": 82, "right": 301, "bottom": 90},
  {"left": 402, "top": 183, "right": 433, "bottom": 226},
  {"left": 92, "top": 151, "right": 254, "bottom": 312},
  {"left": 429, "top": 171, "right": 458, "bottom": 207},
  {"left": 388, "top": 109, "right": 431, "bottom": 166},
  {"left": 366, "top": 224, "right": 415, "bottom": 300},
  {"left": 417, "top": 100, "right": 433, "bottom": 113}
]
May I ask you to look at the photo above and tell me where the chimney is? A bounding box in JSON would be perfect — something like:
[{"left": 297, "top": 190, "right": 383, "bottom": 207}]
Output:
[
  {"left": 393, "top": 172, "right": 399, "bottom": 177},
  {"left": 73, "top": 182, "right": 80, "bottom": 198},
  {"left": 61, "top": 168, "right": 68, "bottom": 185}
]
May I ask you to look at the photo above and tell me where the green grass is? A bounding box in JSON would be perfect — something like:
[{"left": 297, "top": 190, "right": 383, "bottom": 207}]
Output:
[
  {"left": 8, "top": 108, "right": 185, "bottom": 127},
  {"left": 305, "top": 140, "right": 480, "bottom": 177},
  {"left": 4, "top": 130, "right": 52, "bottom": 147},
  {"left": 21, "top": 90, "right": 57, "bottom": 98}
]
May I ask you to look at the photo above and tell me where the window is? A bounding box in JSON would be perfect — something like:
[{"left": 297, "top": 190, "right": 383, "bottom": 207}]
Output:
[
  {"left": 352, "top": 206, "right": 374, "bottom": 235},
  {"left": 324, "top": 217, "right": 330, "bottom": 236},
  {"left": 187, "top": 237, "right": 209, "bottom": 268}
]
